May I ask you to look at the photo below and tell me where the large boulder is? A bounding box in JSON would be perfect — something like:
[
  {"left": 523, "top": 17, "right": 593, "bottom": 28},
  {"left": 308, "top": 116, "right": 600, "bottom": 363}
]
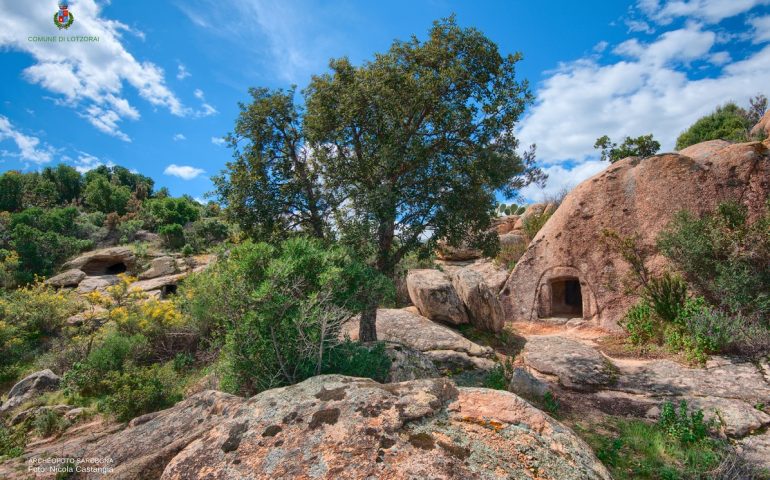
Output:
[
  {"left": 46, "top": 269, "right": 86, "bottom": 288},
  {"left": 407, "top": 269, "right": 469, "bottom": 326},
  {"left": 139, "top": 256, "right": 178, "bottom": 280},
  {"left": 523, "top": 337, "right": 616, "bottom": 392},
  {"left": 76, "top": 275, "right": 120, "bottom": 294},
  {"left": 64, "top": 247, "right": 136, "bottom": 276},
  {"left": 450, "top": 267, "right": 504, "bottom": 333},
  {"left": 342, "top": 308, "right": 495, "bottom": 372},
  {"left": 3, "top": 376, "right": 610, "bottom": 479},
  {"left": 434, "top": 239, "right": 482, "bottom": 261},
  {"left": 500, "top": 140, "right": 770, "bottom": 328},
  {"left": 0, "top": 370, "right": 60, "bottom": 414}
]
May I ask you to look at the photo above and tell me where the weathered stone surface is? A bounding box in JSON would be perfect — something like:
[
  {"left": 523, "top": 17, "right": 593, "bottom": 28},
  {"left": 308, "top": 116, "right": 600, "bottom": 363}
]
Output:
[
  {"left": 407, "top": 269, "right": 469, "bottom": 326},
  {"left": 435, "top": 239, "right": 482, "bottom": 261},
  {"left": 342, "top": 308, "right": 494, "bottom": 371},
  {"left": 612, "top": 357, "right": 770, "bottom": 404},
  {"left": 509, "top": 367, "right": 549, "bottom": 401},
  {"left": 76, "top": 275, "right": 120, "bottom": 293},
  {"left": 501, "top": 141, "right": 770, "bottom": 328},
  {"left": 131, "top": 273, "right": 187, "bottom": 293},
  {"left": 678, "top": 139, "right": 732, "bottom": 160},
  {"left": 2, "top": 377, "right": 612, "bottom": 480},
  {"left": 0, "top": 370, "right": 60, "bottom": 414},
  {"left": 751, "top": 109, "right": 770, "bottom": 137},
  {"left": 64, "top": 247, "right": 136, "bottom": 275},
  {"left": 46, "top": 269, "right": 86, "bottom": 288},
  {"left": 523, "top": 336, "right": 616, "bottom": 392},
  {"left": 9, "top": 405, "right": 71, "bottom": 427},
  {"left": 437, "top": 259, "right": 509, "bottom": 292},
  {"left": 450, "top": 267, "right": 504, "bottom": 333},
  {"left": 379, "top": 342, "right": 440, "bottom": 382},
  {"left": 492, "top": 215, "right": 519, "bottom": 234},
  {"left": 739, "top": 429, "right": 770, "bottom": 471},
  {"left": 138, "top": 256, "right": 177, "bottom": 280},
  {"left": 498, "top": 232, "right": 528, "bottom": 249}
]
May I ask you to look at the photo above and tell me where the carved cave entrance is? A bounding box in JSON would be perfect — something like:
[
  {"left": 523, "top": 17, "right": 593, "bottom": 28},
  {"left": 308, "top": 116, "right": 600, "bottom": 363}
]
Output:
[{"left": 550, "top": 277, "right": 583, "bottom": 317}]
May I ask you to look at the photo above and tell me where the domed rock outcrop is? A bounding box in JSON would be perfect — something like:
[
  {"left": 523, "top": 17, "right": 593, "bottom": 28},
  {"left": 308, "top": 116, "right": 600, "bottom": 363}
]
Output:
[
  {"left": 500, "top": 140, "right": 770, "bottom": 329},
  {"left": 2, "top": 376, "right": 611, "bottom": 479}
]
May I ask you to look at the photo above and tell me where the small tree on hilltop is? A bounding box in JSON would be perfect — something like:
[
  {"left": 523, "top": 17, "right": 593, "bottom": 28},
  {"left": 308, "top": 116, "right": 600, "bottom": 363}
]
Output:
[{"left": 594, "top": 134, "right": 661, "bottom": 163}]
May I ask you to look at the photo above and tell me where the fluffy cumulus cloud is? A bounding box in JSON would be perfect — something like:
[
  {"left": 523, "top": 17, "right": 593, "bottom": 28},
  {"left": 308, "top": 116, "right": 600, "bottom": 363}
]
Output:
[
  {"left": 0, "top": 1, "right": 184, "bottom": 141},
  {"left": 173, "top": 133, "right": 187, "bottom": 141},
  {"left": 164, "top": 164, "right": 205, "bottom": 180},
  {"left": 638, "top": 0, "right": 770, "bottom": 24},
  {"left": 0, "top": 115, "right": 55, "bottom": 164},
  {"left": 750, "top": 14, "right": 770, "bottom": 42},
  {"left": 516, "top": 11, "right": 770, "bottom": 198},
  {"left": 69, "top": 151, "right": 113, "bottom": 173},
  {"left": 211, "top": 136, "right": 226, "bottom": 146}
]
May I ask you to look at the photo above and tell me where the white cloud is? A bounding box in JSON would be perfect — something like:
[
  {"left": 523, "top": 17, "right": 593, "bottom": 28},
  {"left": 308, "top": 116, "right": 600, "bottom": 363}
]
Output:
[
  {"left": 194, "top": 88, "right": 204, "bottom": 100},
  {"left": 191, "top": 89, "right": 218, "bottom": 117},
  {"left": 71, "top": 151, "right": 112, "bottom": 173},
  {"left": 173, "top": 133, "right": 187, "bottom": 141},
  {"left": 0, "top": 1, "right": 184, "bottom": 141},
  {"left": 177, "top": 63, "right": 191, "bottom": 80},
  {"left": 0, "top": 115, "right": 55, "bottom": 164},
  {"left": 517, "top": 25, "right": 770, "bottom": 168},
  {"left": 708, "top": 51, "right": 732, "bottom": 64},
  {"left": 164, "top": 164, "right": 205, "bottom": 180},
  {"left": 519, "top": 160, "right": 607, "bottom": 202},
  {"left": 593, "top": 41, "right": 609, "bottom": 53},
  {"left": 626, "top": 19, "right": 655, "bottom": 33},
  {"left": 211, "top": 136, "right": 226, "bottom": 146},
  {"left": 638, "top": 0, "right": 770, "bottom": 24},
  {"left": 749, "top": 15, "right": 770, "bottom": 42}
]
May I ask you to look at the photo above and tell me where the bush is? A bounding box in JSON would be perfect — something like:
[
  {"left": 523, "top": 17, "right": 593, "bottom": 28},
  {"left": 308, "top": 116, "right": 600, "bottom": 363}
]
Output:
[
  {"left": 594, "top": 134, "right": 661, "bottom": 163},
  {"left": 0, "top": 283, "right": 80, "bottom": 382},
  {"left": 658, "top": 400, "right": 712, "bottom": 445},
  {"left": 622, "top": 302, "right": 657, "bottom": 346},
  {"left": 641, "top": 273, "right": 687, "bottom": 323},
  {"left": 159, "top": 223, "right": 185, "bottom": 249},
  {"left": 100, "top": 363, "right": 182, "bottom": 422},
  {"left": 658, "top": 201, "right": 770, "bottom": 318},
  {"left": 321, "top": 341, "right": 391, "bottom": 382},
  {"left": 522, "top": 211, "right": 551, "bottom": 240},
  {"left": 184, "top": 218, "right": 230, "bottom": 252},
  {"left": 117, "top": 219, "right": 144, "bottom": 244},
  {"left": 180, "top": 238, "right": 393, "bottom": 395},
  {"left": 32, "top": 409, "right": 70, "bottom": 438},
  {"left": 675, "top": 103, "right": 754, "bottom": 150},
  {"left": 10, "top": 224, "right": 92, "bottom": 283},
  {"left": 495, "top": 242, "right": 527, "bottom": 270},
  {"left": 0, "top": 424, "right": 26, "bottom": 459},
  {"left": 0, "top": 249, "right": 19, "bottom": 289},
  {"left": 142, "top": 197, "right": 200, "bottom": 231}
]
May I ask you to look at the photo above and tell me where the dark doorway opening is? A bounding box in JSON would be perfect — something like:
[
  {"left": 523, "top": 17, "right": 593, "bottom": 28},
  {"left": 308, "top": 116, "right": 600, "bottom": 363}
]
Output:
[
  {"left": 550, "top": 277, "right": 583, "bottom": 317},
  {"left": 160, "top": 284, "right": 178, "bottom": 299},
  {"left": 105, "top": 263, "right": 127, "bottom": 275}
]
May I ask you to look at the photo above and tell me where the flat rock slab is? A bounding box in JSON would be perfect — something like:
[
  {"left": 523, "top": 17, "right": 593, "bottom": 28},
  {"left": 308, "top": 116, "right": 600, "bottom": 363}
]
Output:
[
  {"left": 739, "top": 430, "right": 770, "bottom": 471},
  {"left": 523, "top": 336, "right": 617, "bottom": 392},
  {"left": 646, "top": 396, "right": 770, "bottom": 438},
  {"left": 613, "top": 357, "right": 770, "bottom": 404}
]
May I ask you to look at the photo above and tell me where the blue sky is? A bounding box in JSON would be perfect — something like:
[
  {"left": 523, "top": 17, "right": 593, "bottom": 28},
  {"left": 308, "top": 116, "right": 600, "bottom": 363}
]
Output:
[{"left": 1, "top": 0, "right": 769, "bottom": 202}]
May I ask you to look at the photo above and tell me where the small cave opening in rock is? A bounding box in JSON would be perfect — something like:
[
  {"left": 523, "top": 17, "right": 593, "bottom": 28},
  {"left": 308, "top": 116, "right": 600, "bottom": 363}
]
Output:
[
  {"left": 550, "top": 277, "right": 583, "bottom": 317},
  {"left": 160, "top": 284, "right": 178, "bottom": 299},
  {"left": 81, "top": 260, "right": 128, "bottom": 276}
]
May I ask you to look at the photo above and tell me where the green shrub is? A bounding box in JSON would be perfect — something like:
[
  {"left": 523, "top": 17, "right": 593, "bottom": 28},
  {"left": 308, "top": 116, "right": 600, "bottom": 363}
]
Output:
[
  {"left": 658, "top": 201, "right": 770, "bottom": 318},
  {"left": 658, "top": 400, "right": 712, "bottom": 445},
  {"left": 32, "top": 409, "right": 70, "bottom": 438},
  {"left": 184, "top": 218, "right": 229, "bottom": 251},
  {"left": 100, "top": 363, "right": 182, "bottom": 422},
  {"left": 483, "top": 359, "right": 515, "bottom": 391},
  {"left": 117, "top": 219, "right": 144, "bottom": 244},
  {"left": 675, "top": 103, "right": 754, "bottom": 150},
  {"left": 641, "top": 273, "right": 687, "bottom": 323},
  {"left": 495, "top": 242, "right": 527, "bottom": 270},
  {"left": 542, "top": 391, "right": 560, "bottom": 416},
  {"left": 321, "top": 341, "right": 391, "bottom": 382},
  {"left": 622, "top": 302, "right": 657, "bottom": 346},
  {"left": 0, "top": 249, "right": 19, "bottom": 289},
  {"left": 159, "top": 223, "right": 185, "bottom": 249},
  {"left": 594, "top": 134, "right": 661, "bottom": 163},
  {"left": 10, "top": 224, "right": 92, "bottom": 283},
  {"left": 0, "top": 424, "right": 26, "bottom": 459},
  {"left": 522, "top": 212, "right": 551, "bottom": 240},
  {"left": 84, "top": 175, "right": 132, "bottom": 215},
  {"left": 142, "top": 197, "right": 200, "bottom": 230},
  {"left": 181, "top": 238, "right": 393, "bottom": 395}
]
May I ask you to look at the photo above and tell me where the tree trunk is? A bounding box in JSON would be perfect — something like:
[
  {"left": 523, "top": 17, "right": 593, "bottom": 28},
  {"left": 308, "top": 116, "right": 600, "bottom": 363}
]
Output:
[{"left": 359, "top": 299, "right": 378, "bottom": 343}]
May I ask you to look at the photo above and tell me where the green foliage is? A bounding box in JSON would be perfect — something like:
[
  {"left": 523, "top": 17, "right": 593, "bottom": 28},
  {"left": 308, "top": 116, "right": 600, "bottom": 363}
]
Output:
[
  {"left": 320, "top": 341, "right": 392, "bottom": 382},
  {"left": 675, "top": 103, "right": 755, "bottom": 150},
  {"left": 142, "top": 197, "right": 200, "bottom": 230},
  {"left": 0, "top": 171, "right": 24, "bottom": 212},
  {"left": 159, "top": 223, "right": 185, "bottom": 249},
  {"left": 483, "top": 359, "right": 515, "bottom": 391},
  {"left": 542, "top": 391, "right": 560, "bottom": 416},
  {"left": 495, "top": 242, "right": 526, "bottom": 270},
  {"left": 658, "top": 400, "right": 712, "bottom": 445},
  {"left": 116, "top": 219, "right": 144, "bottom": 244},
  {"left": 32, "top": 409, "right": 70, "bottom": 438},
  {"left": 657, "top": 201, "right": 770, "bottom": 318},
  {"left": 641, "top": 273, "right": 687, "bottom": 323},
  {"left": 0, "top": 423, "right": 26, "bottom": 459},
  {"left": 0, "top": 283, "right": 80, "bottom": 382},
  {"left": 10, "top": 223, "right": 91, "bottom": 283},
  {"left": 594, "top": 134, "right": 661, "bottom": 163},
  {"left": 184, "top": 218, "right": 230, "bottom": 252},
  {"left": 522, "top": 211, "right": 552, "bottom": 240},
  {"left": 84, "top": 175, "right": 132, "bottom": 215},
  {"left": 100, "top": 363, "right": 182, "bottom": 422},
  {"left": 623, "top": 302, "right": 657, "bottom": 346},
  {"left": 0, "top": 249, "right": 19, "bottom": 289},
  {"left": 578, "top": 415, "right": 728, "bottom": 480},
  {"left": 179, "top": 238, "right": 393, "bottom": 395},
  {"left": 42, "top": 164, "right": 82, "bottom": 205}
]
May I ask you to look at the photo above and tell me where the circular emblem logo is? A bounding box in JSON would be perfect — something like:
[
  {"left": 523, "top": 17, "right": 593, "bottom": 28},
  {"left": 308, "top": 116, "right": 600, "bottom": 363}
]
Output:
[{"left": 54, "top": 6, "right": 74, "bottom": 30}]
